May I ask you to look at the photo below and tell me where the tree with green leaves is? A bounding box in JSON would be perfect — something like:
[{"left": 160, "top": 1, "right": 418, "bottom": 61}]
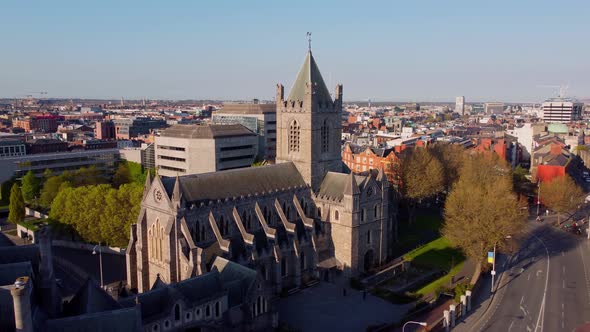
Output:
[
  {"left": 21, "top": 170, "right": 40, "bottom": 204},
  {"left": 43, "top": 169, "right": 54, "bottom": 180},
  {"left": 400, "top": 147, "right": 445, "bottom": 223},
  {"left": 443, "top": 154, "right": 525, "bottom": 278},
  {"left": 40, "top": 175, "right": 66, "bottom": 208},
  {"left": 113, "top": 163, "right": 132, "bottom": 188},
  {"left": 1, "top": 178, "right": 16, "bottom": 205},
  {"left": 540, "top": 175, "right": 584, "bottom": 224},
  {"left": 8, "top": 183, "right": 25, "bottom": 224},
  {"left": 50, "top": 183, "right": 143, "bottom": 247}
]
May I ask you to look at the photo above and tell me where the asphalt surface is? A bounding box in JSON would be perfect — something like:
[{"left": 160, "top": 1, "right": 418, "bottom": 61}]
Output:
[
  {"left": 478, "top": 223, "right": 590, "bottom": 332},
  {"left": 52, "top": 246, "right": 127, "bottom": 285}
]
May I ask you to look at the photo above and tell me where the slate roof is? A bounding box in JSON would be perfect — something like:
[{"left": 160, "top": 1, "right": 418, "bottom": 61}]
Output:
[
  {"left": 160, "top": 124, "right": 255, "bottom": 139},
  {"left": 0, "top": 261, "right": 33, "bottom": 286},
  {"left": 161, "top": 162, "right": 307, "bottom": 203},
  {"left": 63, "top": 279, "right": 121, "bottom": 316},
  {"left": 120, "top": 270, "right": 225, "bottom": 322},
  {"left": 46, "top": 307, "right": 141, "bottom": 332},
  {"left": 0, "top": 245, "right": 40, "bottom": 273},
  {"left": 317, "top": 172, "right": 365, "bottom": 200},
  {"left": 287, "top": 51, "right": 332, "bottom": 104},
  {"left": 212, "top": 257, "right": 257, "bottom": 307}
]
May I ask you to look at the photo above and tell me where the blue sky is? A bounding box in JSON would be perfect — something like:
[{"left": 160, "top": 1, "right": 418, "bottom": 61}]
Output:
[{"left": 1, "top": 0, "right": 589, "bottom": 102}]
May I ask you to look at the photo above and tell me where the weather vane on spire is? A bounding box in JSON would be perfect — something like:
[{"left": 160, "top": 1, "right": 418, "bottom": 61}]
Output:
[{"left": 307, "top": 32, "right": 312, "bottom": 51}]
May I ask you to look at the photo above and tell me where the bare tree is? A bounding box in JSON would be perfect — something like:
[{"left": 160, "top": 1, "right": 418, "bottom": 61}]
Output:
[
  {"left": 400, "top": 147, "right": 444, "bottom": 224},
  {"left": 443, "top": 154, "right": 525, "bottom": 279},
  {"left": 540, "top": 175, "right": 584, "bottom": 224}
]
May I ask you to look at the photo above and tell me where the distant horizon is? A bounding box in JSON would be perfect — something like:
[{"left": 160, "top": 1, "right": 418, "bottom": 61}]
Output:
[
  {"left": 1, "top": 0, "right": 589, "bottom": 102},
  {"left": 2, "top": 96, "right": 570, "bottom": 106}
]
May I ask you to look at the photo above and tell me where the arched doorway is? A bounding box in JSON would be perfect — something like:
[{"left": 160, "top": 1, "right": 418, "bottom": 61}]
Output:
[{"left": 364, "top": 249, "right": 374, "bottom": 273}]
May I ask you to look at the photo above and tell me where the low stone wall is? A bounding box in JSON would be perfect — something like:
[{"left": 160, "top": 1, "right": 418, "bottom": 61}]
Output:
[
  {"left": 24, "top": 207, "right": 49, "bottom": 219},
  {"left": 16, "top": 224, "right": 37, "bottom": 243},
  {"left": 52, "top": 240, "right": 126, "bottom": 256}
]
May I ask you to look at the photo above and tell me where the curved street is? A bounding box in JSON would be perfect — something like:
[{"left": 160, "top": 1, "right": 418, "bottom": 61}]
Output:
[{"left": 457, "top": 222, "right": 590, "bottom": 331}]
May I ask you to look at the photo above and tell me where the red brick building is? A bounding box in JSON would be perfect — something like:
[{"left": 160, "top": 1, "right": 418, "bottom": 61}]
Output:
[
  {"left": 342, "top": 143, "right": 400, "bottom": 183},
  {"left": 13, "top": 115, "right": 59, "bottom": 133},
  {"left": 95, "top": 120, "right": 116, "bottom": 140}
]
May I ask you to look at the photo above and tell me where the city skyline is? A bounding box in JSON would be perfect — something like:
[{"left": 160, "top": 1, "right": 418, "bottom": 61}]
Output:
[{"left": 1, "top": 0, "right": 589, "bottom": 102}]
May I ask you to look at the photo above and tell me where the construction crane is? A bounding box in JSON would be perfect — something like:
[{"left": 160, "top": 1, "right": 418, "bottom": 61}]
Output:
[{"left": 537, "top": 84, "right": 568, "bottom": 98}]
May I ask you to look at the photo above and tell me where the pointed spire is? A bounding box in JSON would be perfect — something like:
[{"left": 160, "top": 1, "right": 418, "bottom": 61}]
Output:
[
  {"left": 172, "top": 175, "right": 182, "bottom": 204},
  {"left": 343, "top": 173, "right": 360, "bottom": 196},
  {"left": 142, "top": 169, "right": 152, "bottom": 199},
  {"left": 287, "top": 49, "right": 332, "bottom": 104}
]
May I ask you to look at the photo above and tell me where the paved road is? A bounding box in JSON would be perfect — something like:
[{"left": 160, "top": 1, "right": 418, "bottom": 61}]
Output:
[
  {"left": 52, "top": 246, "right": 127, "bottom": 286},
  {"left": 471, "top": 223, "right": 590, "bottom": 331}
]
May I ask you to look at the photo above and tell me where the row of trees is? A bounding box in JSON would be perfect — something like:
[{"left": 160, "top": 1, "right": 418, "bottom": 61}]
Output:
[
  {"left": 397, "top": 143, "right": 466, "bottom": 224},
  {"left": 3, "top": 161, "right": 149, "bottom": 247},
  {"left": 49, "top": 183, "right": 143, "bottom": 247}
]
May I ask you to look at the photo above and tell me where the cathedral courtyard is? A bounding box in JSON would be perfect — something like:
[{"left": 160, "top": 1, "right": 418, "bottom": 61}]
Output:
[{"left": 278, "top": 281, "right": 409, "bottom": 332}]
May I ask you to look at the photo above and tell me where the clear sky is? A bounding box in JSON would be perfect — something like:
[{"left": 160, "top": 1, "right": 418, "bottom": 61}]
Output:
[{"left": 1, "top": 0, "right": 589, "bottom": 102}]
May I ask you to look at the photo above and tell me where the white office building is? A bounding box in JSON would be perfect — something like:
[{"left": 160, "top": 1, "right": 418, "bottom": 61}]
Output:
[
  {"left": 455, "top": 96, "right": 465, "bottom": 115},
  {"left": 542, "top": 97, "right": 584, "bottom": 123},
  {"left": 155, "top": 124, "right": 258, "bottom": 176}
]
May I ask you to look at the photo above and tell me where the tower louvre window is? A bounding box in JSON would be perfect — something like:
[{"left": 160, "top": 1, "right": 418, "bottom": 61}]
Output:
[
  {"left": 289, "top": 120, "right": 300, "bottom": 153},
  {"left": 321, "top": 120, "right": 329, "bottom": 153}
]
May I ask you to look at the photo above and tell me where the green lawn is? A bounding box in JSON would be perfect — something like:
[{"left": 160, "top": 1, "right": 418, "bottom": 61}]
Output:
[
  {"left": 412, "top": 262, "right": 464, "bottom": 297},
  {"left": 403, "top": 237, "right": 466, "bottom": 297},
  {"left": 392, "top": 213, "right": 443, "bottom": 257}
]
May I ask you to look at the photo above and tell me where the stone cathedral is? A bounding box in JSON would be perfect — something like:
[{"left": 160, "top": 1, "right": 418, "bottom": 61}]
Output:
[{"left": 126, "top": 48, "right": 396, "bottom": 296}]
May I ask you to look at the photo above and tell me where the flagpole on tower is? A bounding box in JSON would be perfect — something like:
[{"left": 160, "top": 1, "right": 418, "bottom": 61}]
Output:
[{"left": 307, "top": 32, "right": 312, "bottom": 51}]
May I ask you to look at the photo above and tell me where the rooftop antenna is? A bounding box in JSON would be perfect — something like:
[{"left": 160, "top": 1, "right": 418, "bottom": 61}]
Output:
[{"left": 306, "top": 32, "right": 312, "bottom": 51}]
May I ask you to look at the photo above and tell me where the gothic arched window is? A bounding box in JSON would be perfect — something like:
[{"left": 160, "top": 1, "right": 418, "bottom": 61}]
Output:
[
  {"left": 150, "top": 219, "right": 164, "bottom": 262},
  {"left": 321, "top": 119, "right": 329, "bottom": 152},
  {"left": 289, "top": 120, "right": 300, "bottom": 153}
]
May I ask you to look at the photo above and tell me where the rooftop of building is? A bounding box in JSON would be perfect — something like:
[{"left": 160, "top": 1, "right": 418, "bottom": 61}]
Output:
[
  {"left": 543, "top": 97, "right": 583, "bottom": 104},
  {"left": 161, "top": 162, "right": 306, "bottom": 203},
  {"left": 160, "top": 124, "right": 255, "bottom": 139},
  {"left": 218, "top": 102, "right": 276, "bottom": 114}
]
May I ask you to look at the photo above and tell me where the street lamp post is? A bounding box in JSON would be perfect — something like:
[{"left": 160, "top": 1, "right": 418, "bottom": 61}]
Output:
[
  {"left": 491, "top": 235, "right": 512, "bottom": 293},
  {"left": 402, "top": 321, "right": 427, "bottom": 332},
  {"left": 92, "top": 244, "right": 104, "bottom": 289}
]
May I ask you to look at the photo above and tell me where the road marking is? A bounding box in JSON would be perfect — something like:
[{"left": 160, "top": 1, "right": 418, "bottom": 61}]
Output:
[
  {"left": 533, "top": 233, "right": 550, "bottom": 332},
  {"left": 520, "top": 305, "right": 527, "bottom": 317},
  {"left": 528, "top": 273, "right": 531, "bottom": 281},
  {"left": 537, "top": 270, "right": 542, "bottom": 277},
  {"left": 563, "top": 266, "right": 565, "bottom": 275},
  {"left": 520, "top": 295, "right": 525, "bottom": 305},
  {"left": 508, "top": 320, "right": 514, "bottom": 332}
]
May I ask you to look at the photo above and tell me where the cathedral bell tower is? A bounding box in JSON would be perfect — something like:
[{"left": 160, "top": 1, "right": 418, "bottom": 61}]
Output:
[{"left": 276, "top": 46, "right": 343, "bottom": 192}]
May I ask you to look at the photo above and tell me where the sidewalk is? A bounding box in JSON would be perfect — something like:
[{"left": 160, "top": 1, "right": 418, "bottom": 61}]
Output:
[{"left": 452, "top": 254, "right": 509, "bottom": 332}]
